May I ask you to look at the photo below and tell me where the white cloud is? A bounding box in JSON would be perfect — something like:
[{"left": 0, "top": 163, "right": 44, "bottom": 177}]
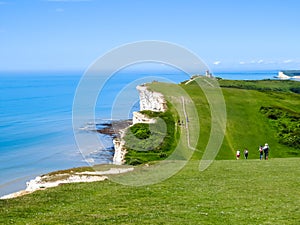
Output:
[
  {"left": 257, "top": 59, "right": 264, "bottom": 64},
  {"left": 283, "top": 59, "right": 293, "bottom": 63},
  {"left": 235, "top": 59, "right": 299, "bottom": 67},
  {"left": 249, "top": 59, "right": 264, "bottom": 64},
  {"left": 55, "top": 8, "right": 64, "bottom": 12},
  {"left": 213, "top": 61, "right": 221, "bottom": 65}
]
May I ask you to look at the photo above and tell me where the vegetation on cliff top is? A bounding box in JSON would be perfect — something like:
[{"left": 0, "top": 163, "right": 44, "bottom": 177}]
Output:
[
  {"left": 218, "top": 79, "right": 300, "bottom": 94},
  {"left": 124, "top": 104, "right": 180, "bottom": 165}
]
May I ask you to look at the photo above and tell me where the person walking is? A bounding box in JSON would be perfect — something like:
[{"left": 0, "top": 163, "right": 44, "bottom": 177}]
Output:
[
  {"left": 263, "top": 143, "right": 269, "bottom": 160},
  {"left": 258, "top": 145, "right": 263, "bottom": 160},
  {"left": 236, "top": 150, "right": 241, "bottom": 160},
  {"left": 244, "top": 149, "right": 249, "bottom": 159}
]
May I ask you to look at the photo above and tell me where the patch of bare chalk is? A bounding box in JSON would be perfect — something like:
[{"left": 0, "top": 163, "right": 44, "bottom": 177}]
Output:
[{"left": 0, "top": 168, "right": 134, "bottom": 199}]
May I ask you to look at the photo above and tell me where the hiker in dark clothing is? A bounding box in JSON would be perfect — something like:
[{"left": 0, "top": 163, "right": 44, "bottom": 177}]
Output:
[
  {"left": 263, "top": 143, "right": 269, "bottom": 160},
  {"left": 244, "top": 149, "right": 249, "bottom": 159}
]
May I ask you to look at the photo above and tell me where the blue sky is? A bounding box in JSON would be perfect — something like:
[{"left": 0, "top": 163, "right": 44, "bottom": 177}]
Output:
[{"left": 0, "top": 0, "right": 299, "bottom": 72}]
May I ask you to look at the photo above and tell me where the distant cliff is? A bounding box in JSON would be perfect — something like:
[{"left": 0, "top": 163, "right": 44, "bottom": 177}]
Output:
[{"left": 113, "top": 85, "right": 167, "bottom": 165}]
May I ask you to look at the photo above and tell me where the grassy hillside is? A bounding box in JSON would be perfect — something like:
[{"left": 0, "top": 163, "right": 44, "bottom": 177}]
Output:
[
  {"left": 1, "top": 158, "right": 299, "bottom": 224},
  {"left": 178, "top": 78, "right": 300, "bottom": 160},
  {"left": 0, "top": 78, "right": 299, "bottom": 224},
  {"left": 218, "top": 79, "right": 300, "bottom": 94}
]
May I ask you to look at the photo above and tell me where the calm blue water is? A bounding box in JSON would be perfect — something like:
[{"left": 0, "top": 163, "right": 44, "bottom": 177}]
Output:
[{"left": 0, "top": 70, "right": 279, "bottom": 196}]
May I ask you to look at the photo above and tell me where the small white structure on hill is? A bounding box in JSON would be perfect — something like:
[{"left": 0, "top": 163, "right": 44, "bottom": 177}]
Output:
[{"left": 205, "top": 70, "right": 213, "bottom": 78}]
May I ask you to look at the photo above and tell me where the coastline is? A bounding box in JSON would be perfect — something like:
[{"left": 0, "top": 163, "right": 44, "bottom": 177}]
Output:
[
  {"left": 0, "top": 71, "right": 281, "bottom": 197},
  {"left": 0, "top": 83, "right": 167, "bottom": 199},
  {"left": 112, "top": 84, "right": 167, "bottom": 165},
  {"left": 96, "top": 120, "right": 132, "bottom": 137},
  {"left": 0, "top": 167, "right": 134, "bottom": 199},
  {"left": 3, "top": 76, "right": 297, "bottom": 199}
]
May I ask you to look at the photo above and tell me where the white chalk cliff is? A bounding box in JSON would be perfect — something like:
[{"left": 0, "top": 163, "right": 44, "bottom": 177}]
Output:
[
  {"left": 112, "top": 129, "right": 127, "bottom": 165},
  {"left": 113, "top": 84, "right": 167, "bottom": 165},
  {"left": 0, "top": 168, "right": 134, "bottom": 199},
  {"left": 132, "top": 111, "right": 156, "bottom": 124},
  {"left": 136, "top": 85, "right": 167, "bottom": 112}
]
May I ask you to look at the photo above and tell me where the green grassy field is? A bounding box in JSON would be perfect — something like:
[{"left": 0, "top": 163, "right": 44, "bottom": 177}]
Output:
[
  {"left": 179, "top": 78, "right": 300, "bottom": 160},
  {"left": 1, "top": 158, "right": 299, "bottom": 224},
  {"left": 1, "top": 78, "right": 299, "bottom": 224}
]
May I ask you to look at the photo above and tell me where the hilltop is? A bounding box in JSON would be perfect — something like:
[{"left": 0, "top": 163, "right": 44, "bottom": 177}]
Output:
[{"left": 147, "top": 77, "right": 300, "bottom": 161}]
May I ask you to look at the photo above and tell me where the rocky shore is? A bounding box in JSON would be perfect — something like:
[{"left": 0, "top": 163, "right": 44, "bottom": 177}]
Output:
[{"left": 96, "top": 120, "right": 132, "bottom": 137}]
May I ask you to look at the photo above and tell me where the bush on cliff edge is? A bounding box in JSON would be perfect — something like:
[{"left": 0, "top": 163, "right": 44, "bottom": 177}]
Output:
[{"left": 124, "top": 103, "right": 179, "bottom": 165}]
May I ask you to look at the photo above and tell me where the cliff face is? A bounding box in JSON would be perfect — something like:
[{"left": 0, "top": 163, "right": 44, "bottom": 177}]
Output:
[
  {"left": 113, "top": 85, "right": 166, "bottom": 165},
  {"left": 132, "top": 111, "right": 156, "bottom": 124},
  {"left": 136, "top": 85, "right": 167, "bottom": 112},
  {"left": 112, "top": 129, "right": 127, "bottom": 165}
]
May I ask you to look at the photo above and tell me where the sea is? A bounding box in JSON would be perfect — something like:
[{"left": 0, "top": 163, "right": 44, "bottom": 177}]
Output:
[{"left": 0, "top": 69, "right": 281, "bottom": 196}]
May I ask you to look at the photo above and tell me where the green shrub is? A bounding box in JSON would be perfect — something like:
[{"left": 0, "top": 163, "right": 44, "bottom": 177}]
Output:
[
  {"left": 260, "top": 106, "right": 300, "bottom": 149},
  {"left": 124, "top": 102, "right": 179, "bottom": 165},
  {"left": 290, "top": 87, "right": 300, "bottom": 94},
  {"left": 129, "top": 123, "right": 151, "bottom": 139}
]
